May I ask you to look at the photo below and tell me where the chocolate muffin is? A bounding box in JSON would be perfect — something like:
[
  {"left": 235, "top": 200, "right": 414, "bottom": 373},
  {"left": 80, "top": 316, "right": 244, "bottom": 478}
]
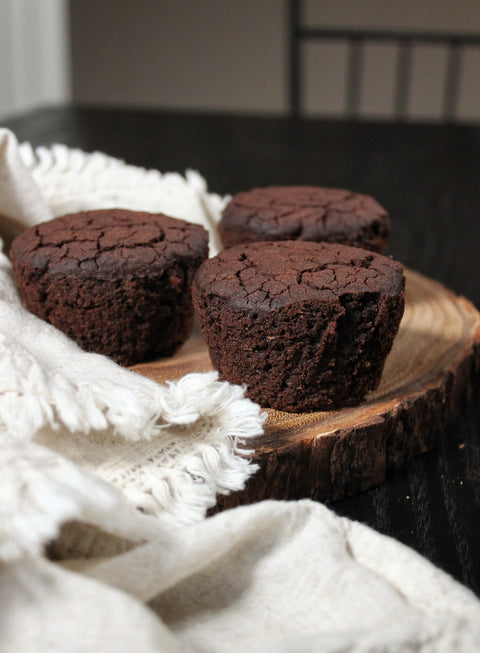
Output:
[
  {"left": 218, "top": 186, "right": 390, "bottom": 253},
  {"left": 10, "top": 209, "right": 208, "bottom": 365},
  {"left": 192, "top": 240, "right": 404, "bottom": 412}
]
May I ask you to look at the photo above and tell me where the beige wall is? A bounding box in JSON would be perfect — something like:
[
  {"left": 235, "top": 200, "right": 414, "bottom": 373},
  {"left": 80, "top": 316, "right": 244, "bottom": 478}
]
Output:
[
  {"left": 69, "top": 0, "right": 480, "bottom": 122},
  {"left": 69, "top": 0, "right": 286, "bottom": 114}
]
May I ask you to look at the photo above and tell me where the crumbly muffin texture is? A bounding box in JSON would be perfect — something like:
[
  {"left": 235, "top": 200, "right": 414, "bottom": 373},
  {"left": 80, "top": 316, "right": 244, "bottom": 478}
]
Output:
[
  {"left": 192, "top": 240, "right": 405, "bottom": 412},
  {"left": 218, "top": 186, "right": 390, "bottom": 253},
  {"left": 10, "top": 209, "right": 208, "bottom": 365}
]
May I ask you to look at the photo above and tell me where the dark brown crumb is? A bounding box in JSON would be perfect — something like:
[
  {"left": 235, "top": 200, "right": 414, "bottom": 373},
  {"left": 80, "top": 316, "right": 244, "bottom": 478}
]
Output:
[
  {"left": 192, "top": 240, "right": 404, "bottom": 412},
  {"left": 218, "top": 186, "right": 390, "bottom": 253},
  {"left": 10, "top": 209, "right": 209, "bottom": 365}
]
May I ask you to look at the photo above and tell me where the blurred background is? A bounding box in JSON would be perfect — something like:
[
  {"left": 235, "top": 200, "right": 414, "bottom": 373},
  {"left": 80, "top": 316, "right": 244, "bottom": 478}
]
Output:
[{"left": 1, "top": 0, "right": 480, "bottom": 123}]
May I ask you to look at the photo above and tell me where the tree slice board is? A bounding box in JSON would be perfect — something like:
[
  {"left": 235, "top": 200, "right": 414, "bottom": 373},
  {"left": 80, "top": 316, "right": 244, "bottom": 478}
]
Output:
[{"left": 130, "top": 268, "right": 480, "bottom": 505}]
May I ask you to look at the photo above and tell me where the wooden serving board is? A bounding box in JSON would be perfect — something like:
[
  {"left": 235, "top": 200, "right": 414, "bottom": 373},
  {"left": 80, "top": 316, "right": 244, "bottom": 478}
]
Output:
[{"left": 131, "top": 269, "right": 480, "bottom": 506}]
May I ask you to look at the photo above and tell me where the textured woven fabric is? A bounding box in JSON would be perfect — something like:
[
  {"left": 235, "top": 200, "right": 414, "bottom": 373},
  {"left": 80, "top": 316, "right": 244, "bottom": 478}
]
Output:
[
  {"left": 2, "top": 500, "right": 480, "bottom": 652},
  {"left": 0, "top": 127, "right": 263, "bottom": 560}
]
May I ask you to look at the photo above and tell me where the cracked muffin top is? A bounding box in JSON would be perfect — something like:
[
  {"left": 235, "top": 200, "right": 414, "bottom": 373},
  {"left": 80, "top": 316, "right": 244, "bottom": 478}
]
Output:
[
  {"left": 193, "top": 240, "right": 404, "bottom": 311},
  {"left": 218, "top": 186, "right": 390, "bottom": 253},
  {"left": 9, "top": 209, "right": 208, "bottom": 279}
]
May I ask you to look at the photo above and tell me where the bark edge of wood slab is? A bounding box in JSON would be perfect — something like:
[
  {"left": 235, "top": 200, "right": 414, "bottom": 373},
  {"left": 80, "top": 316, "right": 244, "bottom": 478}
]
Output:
[{"left": 130, "top": 268, "right": 480, "bottom": 507}]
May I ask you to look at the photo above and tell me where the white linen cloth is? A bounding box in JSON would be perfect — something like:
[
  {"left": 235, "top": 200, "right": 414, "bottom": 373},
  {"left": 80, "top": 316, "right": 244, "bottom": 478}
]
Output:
[
  {"left": 0, "top": 127, "right": 479, "bottom": 652},
  {"left": 0, "top": 127, "right": 263, "bottom": 557}
]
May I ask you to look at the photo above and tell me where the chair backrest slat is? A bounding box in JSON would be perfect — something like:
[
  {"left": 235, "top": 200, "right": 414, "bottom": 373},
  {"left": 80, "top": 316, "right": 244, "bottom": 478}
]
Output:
[
  {"left": 346, "top": 36, "right": 363, "bottom": 119},
  {"left": 394, "top": 39, "right": 412, "bottom": 120},
  {"left": 443, "top": 41, "right": 461, "bottom": 121},
  {"left": 288, "top": 0, "right": 480, "bottom": 121},
  {"left": 289, "top": 0, "right": 302, "bottom": 117}
]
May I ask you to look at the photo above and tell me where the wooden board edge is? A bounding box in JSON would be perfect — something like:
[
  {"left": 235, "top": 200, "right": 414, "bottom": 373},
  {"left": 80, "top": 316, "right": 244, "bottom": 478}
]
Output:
[{"left": 214, "top": 330, "right": 480, "bottom": 510}]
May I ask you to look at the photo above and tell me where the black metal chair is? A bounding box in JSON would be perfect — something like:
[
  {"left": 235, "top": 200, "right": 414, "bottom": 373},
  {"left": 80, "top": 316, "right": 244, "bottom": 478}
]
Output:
[{"left": 289, "top": 0, "right": 480, "bottom": 121}]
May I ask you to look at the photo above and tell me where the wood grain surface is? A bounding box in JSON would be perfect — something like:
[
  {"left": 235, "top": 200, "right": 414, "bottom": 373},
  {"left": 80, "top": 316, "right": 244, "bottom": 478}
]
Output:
[{"left": 131, "top": 268, "right": 480, "bottom": 504}]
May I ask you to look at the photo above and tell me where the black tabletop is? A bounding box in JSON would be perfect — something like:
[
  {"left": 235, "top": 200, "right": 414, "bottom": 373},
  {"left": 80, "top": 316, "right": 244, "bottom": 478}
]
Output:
[{"left": 4, "top": 105, "right": 480, "bottom": 594}]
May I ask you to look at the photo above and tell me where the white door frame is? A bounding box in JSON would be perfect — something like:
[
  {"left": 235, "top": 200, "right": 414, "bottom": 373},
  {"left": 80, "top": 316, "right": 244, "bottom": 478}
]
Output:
[{"left": 0, "top": 0, "right": 71, "bottom": 120}]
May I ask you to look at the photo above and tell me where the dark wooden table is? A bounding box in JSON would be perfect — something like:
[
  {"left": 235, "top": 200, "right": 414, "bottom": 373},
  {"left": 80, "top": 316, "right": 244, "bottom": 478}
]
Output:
[{"left": 4, "top": 105, "right": 480, "bottom": 594}]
